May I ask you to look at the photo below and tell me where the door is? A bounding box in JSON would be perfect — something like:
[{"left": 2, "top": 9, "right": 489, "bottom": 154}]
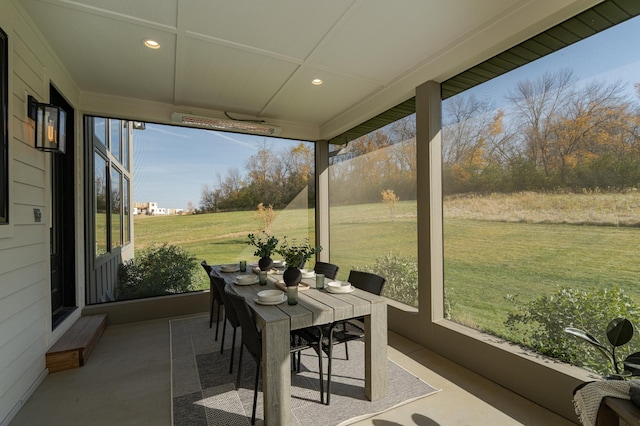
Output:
[{"left": 49, "top": 85, "right": 76, "bottom": 329}]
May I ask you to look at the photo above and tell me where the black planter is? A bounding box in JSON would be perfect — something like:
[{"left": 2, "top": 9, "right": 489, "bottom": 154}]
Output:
[
  {"left": 283, "top": 266, "right": 302, "bottom": 287},
  {"left": 258, "top": 256, "right": 273, "bottom": 271}
]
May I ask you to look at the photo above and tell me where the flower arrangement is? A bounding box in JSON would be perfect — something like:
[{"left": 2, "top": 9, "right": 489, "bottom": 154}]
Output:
[
  {"left": 276, "top": 237, "right": 321, "bottom": 269},
  {"left": 247, "top": 232, "right": 279, "bottom": 258}
]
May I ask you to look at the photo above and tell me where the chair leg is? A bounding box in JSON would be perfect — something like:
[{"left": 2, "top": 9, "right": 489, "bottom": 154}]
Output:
[
  {"left": 326, "top": 325, "right": 335, "bottom": 405},
  {"left": 229, "top": 327, "right": 237, "bottom": 374},
  {"left": 343, "top": 323, "right": 349, "bottom": 360},
  {"left": 316, "top": 327, "right": 325, "bottom": 404},
  {"left": 214, "top": 301, "right": 222, "bottom": 341},
  {"left": 220, "top": 315, "right": 227, "bottom": 354},
  {"left": 251, "top": 354, "right": 261, "bottom": 425},
  {"left": 236, "top": 345, "right": 244, "bottom": 389},
  {"left": 209, "top": 299, "right": 215, "bottom": 329}
]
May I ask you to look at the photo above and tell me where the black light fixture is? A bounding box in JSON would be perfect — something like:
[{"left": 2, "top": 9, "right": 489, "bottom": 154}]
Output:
[{"left": 27, "top": 95, "right": 66, "bottom": 153}]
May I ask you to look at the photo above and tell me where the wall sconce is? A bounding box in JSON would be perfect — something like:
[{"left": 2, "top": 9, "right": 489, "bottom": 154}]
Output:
[{"left": 27, "top": 95, "right": 66, "bottom": 153}]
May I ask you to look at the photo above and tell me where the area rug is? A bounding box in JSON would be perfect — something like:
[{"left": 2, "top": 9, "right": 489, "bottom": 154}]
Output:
[{"left": 170, "top": 315, "right": 439, "bottom": 425}]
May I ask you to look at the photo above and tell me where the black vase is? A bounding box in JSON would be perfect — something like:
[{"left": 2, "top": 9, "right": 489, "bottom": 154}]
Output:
[
  {"left": 258, "top": 256, "right": 273, "bottom": 271},
  {"left": 283, "top": 266, "right": 302, "bottom": 287}
]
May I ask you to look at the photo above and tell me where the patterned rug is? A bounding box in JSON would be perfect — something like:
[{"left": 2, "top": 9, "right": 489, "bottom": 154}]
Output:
[{"left": 170, "top": 315, "right": 439, "bottom": 425}]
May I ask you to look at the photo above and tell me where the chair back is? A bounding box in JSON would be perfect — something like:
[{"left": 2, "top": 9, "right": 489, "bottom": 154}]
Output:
[
  {"left": 216, "top": 279, "right": 239, "bottom": 328},
  {"left": 225, "top": 287, "right": 262, "bottom": 361},
  {"left": 314, "top": 261, "right": 339, "bottom": 280},
  {"left": 201, "top": 260, "right": 223, "bottom": 304},
  {"left": 348, "top": 270, "right": 386, "bottom": 295}
]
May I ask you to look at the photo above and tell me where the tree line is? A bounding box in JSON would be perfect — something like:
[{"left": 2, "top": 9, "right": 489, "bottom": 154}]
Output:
[
  {"left": 201, "top": 69, "right": 640, "bottom": 211},
  {"left": 199, "top": 141, "right": 314, "bottom": 212}
]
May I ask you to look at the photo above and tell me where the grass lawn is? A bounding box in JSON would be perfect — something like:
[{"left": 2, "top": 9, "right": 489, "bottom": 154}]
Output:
[{"left": 133, "top": 193, "right": 640, "bottom": 337}]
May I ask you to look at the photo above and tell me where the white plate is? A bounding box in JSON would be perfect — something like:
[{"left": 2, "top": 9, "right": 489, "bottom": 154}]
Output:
[
  {"left": 254, "top": 294, "right": 287, "bottom": 305},
  {"left": 220, "top": 265, "right": 240, "bottom": 273},
  {"left": 272, "top": 260, "right": 286, "bottom": 268},
  {"left": 300, "top": 269, "right": 315, "bottom": 278},
  {"left": 234, "top": 276, "right": 258, "bottom": 285},
  {"left": 326, "top": 286, "right": 355, "bottom": 294}
]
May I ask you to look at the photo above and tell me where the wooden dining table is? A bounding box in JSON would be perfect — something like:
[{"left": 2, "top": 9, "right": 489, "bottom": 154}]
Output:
[{"left": 211, "top": 264, "right": 387, "bottom": 425}]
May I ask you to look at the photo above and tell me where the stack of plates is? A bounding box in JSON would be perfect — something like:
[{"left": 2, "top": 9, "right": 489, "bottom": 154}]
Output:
[
  {"left": 234, "top": 274, "right": 258, "bottom": 285},
  {"left": 300, "top": 269, "right": 315, "bottom": 278},
  {"left": 220, "top": 264, "right": 239, "bottom": 273},
  {"left": 271, "top": 260, "right": 286, "bottom": 268},
  {"left": 326, "top": 281, "right": 354, "bottom": 294},
  {"left": 254, "top": 289, "right": 286, "bottom": 305}
]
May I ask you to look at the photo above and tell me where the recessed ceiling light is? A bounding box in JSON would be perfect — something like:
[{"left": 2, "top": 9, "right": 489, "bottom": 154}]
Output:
[
  {"left": 311, "top": 78, "right": 323, "bottom": 86},
  {"left": 143, "top": 39, "right": 160, "bottom": 49}
]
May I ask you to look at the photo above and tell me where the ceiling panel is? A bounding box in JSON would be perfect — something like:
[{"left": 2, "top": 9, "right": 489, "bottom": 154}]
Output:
[
  {"left": 263, "top": 66, "right": 383, "bottom": 124},
  {"left": 175, "top": 37, "right": 299, "bottom": 114},
  {"left": 182, "top": 0, "right": 354, "bottom": 59}
]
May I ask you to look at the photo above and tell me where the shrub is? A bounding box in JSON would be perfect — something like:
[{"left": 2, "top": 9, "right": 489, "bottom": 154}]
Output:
[
  {"left": 361, "top": 253, "right": 418, "bottom": 307},
  {"left": 504, "top": 286, "right": 640, "bottom": 375},
  {"left": 118, "top": 243, "right": 198, "bottom": 300}
]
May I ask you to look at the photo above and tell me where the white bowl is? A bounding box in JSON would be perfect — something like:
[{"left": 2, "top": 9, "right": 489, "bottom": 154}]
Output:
[
  {"left": 272, "top": 260, "right": 286, "bottom": 268},
  {"left": 220, "top": 264, "right": 238, "bottom": 272},
  {"left": 300, "top": 269, "right": 315, "bottom": 278},
  {"left": 326, "top": 281, "right": 352, "bottom": 293},
  {"left": 257, "top": 289, "right": 282, "bottom": 303},
  {"left": 236, "top": 274, "right": 255, "bottom": 284}
]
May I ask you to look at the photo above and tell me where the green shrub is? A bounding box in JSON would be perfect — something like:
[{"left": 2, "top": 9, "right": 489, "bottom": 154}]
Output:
[
  {"left": 361, "top": 253, "right": 418, "bottom": 307},
  {"left": 504, "top": 286, "right": 640, "bottom": 375},
  {"left": 118, "top": 243, "right": 198, "bottom": 300}
]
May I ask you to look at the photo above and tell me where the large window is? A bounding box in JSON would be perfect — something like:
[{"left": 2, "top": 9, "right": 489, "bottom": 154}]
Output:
[
  {"left": 91, "top": 116, "right": 132, "bottom": 257},
  {"left": 329, "top": 116, "right": 417, "bottom": 306},
  {"left": 441, "top": 15, "right": 640, "bottom": 375}
]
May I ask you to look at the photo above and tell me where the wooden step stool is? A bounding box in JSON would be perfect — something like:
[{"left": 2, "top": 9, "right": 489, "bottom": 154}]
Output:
[{"left": 46, "top": 314, "right": 107, "bottom": 373}]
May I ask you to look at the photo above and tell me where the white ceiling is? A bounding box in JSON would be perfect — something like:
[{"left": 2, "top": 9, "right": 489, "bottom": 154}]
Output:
[{"left": 17, "top": 0, "right": 598, "bottom": 140}]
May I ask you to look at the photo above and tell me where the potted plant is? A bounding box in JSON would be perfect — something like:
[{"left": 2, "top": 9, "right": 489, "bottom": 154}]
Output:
[
  {"left": 247, "top": 232, "right": 279, "bottom": 271},
  {"left": 565, "top": 317, "right": 640, "bottom": 379},
  {"left": 276, "top": 237, "right": 321, "bottom": 286}
]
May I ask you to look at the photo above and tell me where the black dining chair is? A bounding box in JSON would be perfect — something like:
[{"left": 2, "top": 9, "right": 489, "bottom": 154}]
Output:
[
  {"left": 212, "top": 276, "right": 241, "bottom": 373},
  {"left": 313, "top": 261, "right": 339, "bottom": 280},
  {"left": 322, "top": 270, "right": 386, "bottom": 405},
  {"left": 224, "top": 286, "right": 325, "bottom": 424},
  {"left": 201, "top": 261, "right": 223, "bottom": 338}
]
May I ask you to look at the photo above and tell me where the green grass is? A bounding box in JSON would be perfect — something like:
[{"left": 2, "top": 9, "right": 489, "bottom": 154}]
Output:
[{"left": 133, "top": 194, "right": 640, "bottom": 337}]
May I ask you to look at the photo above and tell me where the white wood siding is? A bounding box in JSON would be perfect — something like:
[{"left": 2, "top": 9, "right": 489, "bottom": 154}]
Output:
[{"left": 0, "top": 1, "right": 80, "bottom": 424}]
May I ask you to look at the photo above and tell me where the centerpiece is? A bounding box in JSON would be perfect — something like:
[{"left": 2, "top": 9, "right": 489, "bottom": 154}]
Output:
[
  {"left": 247, "top": 232, "right": 279, "bottom": 271},
  {"left": 276, "top": 237, "right": 321, "bottom": 304}
]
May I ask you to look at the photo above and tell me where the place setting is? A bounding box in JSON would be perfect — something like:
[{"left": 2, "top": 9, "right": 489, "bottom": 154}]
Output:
[
  {"left": 219, "top": 263, "right": 240, "bottom": 273},
  {"left": 325, "top": 280, "right": 354, "bottom": 294},
  {"left": 233, "top": 274, "right": 259, "bottom": 286},
  {"left": 253, "top": 289, "right": 287, "bottom": 305}
]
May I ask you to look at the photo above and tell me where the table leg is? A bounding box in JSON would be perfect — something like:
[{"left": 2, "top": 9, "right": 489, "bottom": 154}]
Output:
[
  {"left": 261, "top": 317, "right": 290, "bottom": 425},
  {"left": 364, "top": 301, "right": 387, "bottom": 400}
]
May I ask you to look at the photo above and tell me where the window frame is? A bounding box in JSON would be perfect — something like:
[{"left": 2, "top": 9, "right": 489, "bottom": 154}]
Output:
[{"left": 0, "top": 28, "right": 8, "bottom": 225}]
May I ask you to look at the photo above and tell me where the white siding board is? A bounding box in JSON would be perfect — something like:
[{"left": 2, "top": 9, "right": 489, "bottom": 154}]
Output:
[
  {"left": 0, "top": 332, "right": 46, "bottom": 416},
  {"left": 13, "top": 158, "right": 45, "bottom": 187},
  {"left": 12, "top": 181, "right": 45, "bottom": 205},
  {"left": 0, "top": 280, "right": 45, "bottom": 324},
  {"left": 0, "top": 243, "right": 46, "bottom": 275},
  {"left": 0, "top": 318, "right": 43, "bottom": 377},
  {"left": 0, "top": 223, "right": 44, "bottom": 249},
  {"left": 10, "top": 138, "right": 44, "bottom": 171},
  {"left": 0, "top": 299, "right": 47, "bottom": 382},
  {"left": 0, "top": 263, "right": 42, "bottom": 300}
]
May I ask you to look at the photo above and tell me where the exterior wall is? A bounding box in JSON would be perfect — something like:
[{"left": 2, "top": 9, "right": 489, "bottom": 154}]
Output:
[{"left": 0, "top": 2, "right": 82, "bottom": 424}]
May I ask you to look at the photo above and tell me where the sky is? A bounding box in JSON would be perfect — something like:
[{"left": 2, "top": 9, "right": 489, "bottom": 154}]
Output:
[
  {"left": 131, "top": 15, "right": 640, "bottom": 211},
  {"left": 132, "top": 125, "right": 307, "bottom": 210}
]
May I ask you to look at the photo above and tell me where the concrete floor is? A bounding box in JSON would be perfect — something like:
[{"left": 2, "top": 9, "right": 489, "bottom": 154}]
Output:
[{"left": 9, "top": 314, "right": 577, "bottom": 426}]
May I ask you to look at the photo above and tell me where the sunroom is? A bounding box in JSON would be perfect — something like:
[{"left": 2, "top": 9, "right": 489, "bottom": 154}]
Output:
[{"left": 2, "top": 0, "right": 640, "bottom": 425}]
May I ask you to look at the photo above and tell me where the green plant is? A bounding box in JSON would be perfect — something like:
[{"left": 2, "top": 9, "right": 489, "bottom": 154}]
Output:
[
  {"left": 504, "top": 286, "right": 640, "bottom": 375},
  {"left": 118, "top": 243, "right": 198, "bottom": 300},
  {"left": 276, "top": 237, "right": 321, "bottom": 269},
  {"left": 565, "top": 318, "right": 640, "bottom": 378},
  {"left": 247, "top": 232, "right": 279, "bottom": 258},
  {"left": 361, "top": 252, "right": 418, "bottom": 307}
]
